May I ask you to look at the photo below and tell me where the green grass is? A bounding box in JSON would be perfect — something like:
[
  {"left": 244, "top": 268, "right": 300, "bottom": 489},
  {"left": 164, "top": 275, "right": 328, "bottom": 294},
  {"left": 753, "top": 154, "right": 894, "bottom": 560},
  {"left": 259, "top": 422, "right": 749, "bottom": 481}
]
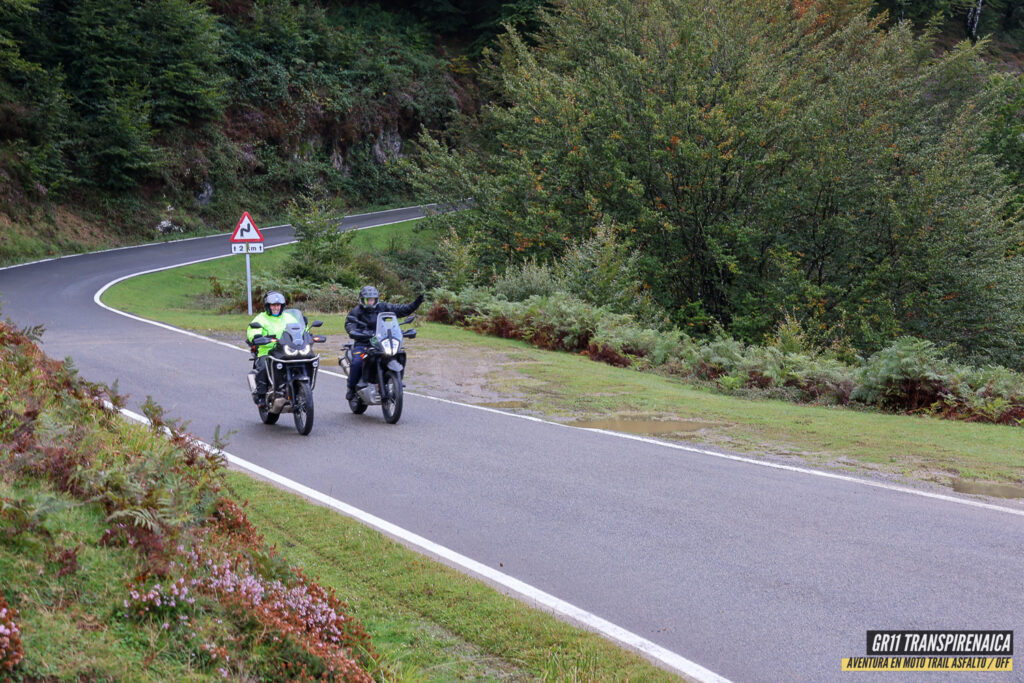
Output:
[
  {"left": 346, "top": 219, "right": 440, "bottom": 252},
  {"left": 225, "top": 472, "right": 680, "bottom": 682},
  {"left": 0, "top": 479, "right": 217, "bottom": 681},
  {"left": 102, "top": 244, "right": 309, "bottom": 332}
]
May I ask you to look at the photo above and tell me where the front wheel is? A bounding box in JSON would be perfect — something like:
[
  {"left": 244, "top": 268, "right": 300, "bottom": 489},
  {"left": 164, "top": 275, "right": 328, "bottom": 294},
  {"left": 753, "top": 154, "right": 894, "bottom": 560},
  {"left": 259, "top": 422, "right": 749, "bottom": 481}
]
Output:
[
  {"left": 348, "top": 394, "right": 368, "bottom": 414},
  {"left": 258, "top": 400, "right": 279, "bottom": 425},
  {"left": 293, "top": 381, "right": 314, "bottom": 435},
  {"left": 381, "top": 370, "right": 403, "bottom": 424}
]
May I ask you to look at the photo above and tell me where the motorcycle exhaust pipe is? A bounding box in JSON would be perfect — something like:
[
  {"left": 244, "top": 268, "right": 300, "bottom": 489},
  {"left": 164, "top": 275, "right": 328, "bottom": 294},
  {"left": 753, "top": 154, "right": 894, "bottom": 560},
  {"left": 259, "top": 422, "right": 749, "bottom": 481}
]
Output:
[
  {"left": 246, "top": 371, "right": 257, "bottom": 395},
  {"left": 357, "top": 385, "right": 379, "bottom": 404}
]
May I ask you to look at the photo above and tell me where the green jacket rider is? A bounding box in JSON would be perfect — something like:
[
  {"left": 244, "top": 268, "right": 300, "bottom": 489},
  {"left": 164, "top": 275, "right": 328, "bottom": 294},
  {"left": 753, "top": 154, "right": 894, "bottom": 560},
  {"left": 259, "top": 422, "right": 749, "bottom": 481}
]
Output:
[{"left": 248, "top": 290, "right": 289, "bottom": 407}]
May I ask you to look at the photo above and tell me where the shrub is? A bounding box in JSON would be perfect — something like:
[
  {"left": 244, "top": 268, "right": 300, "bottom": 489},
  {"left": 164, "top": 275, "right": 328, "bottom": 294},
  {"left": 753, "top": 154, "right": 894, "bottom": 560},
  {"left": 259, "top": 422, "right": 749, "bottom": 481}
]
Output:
[
  {"left": 428, "top": 288, "right": 1024, "bottom": 425},
  {"left": 730, "top": 345, "right": 787, "bottom": 390},
  {"left": 768, "top": 312, "right": 808, "bottom": 355},
  {"left": 695, "top": 337, "right": 746, "bottom": 381},
  {"left": 288, "top": 195, "right": 360, "bottom": 285},
  {"left": 854, "top": 337, "right": 953, "bottom": 411},
  {"left": 555, "top": 222, "right": 644, "bottom": 314},
  {"left": 203, "top": 275, "right": 359, "bottom": 315},
  {"left": 379, "top": 247, "right": 443, "bottom": 296},
  {"left": 590, "top": 317, "right": 696, "bottom": 368},
  {"left": 435, "top": 226, "right": 480, "bottom": 292},
  {"left": 936, "top": 364, "right": 1024, "bottom": 424},
  {"left": 494, "top": 257, "right": 563, "bottom": 302},
  {"left": 424, "top": 286, "right": 494, "bottom": 325},
  {"left": 0, "top": 592, "right": 24, "bottom": 673},
  {"left": 782, "top": 354, "right": 857, "bottom": 405}
]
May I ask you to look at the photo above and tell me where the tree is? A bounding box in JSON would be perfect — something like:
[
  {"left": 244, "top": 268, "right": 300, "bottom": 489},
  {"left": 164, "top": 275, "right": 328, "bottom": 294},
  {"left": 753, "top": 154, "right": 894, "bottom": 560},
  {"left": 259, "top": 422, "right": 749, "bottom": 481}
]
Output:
[{"left": 411, "top": 0, "right": 1024, "bottom": 366}]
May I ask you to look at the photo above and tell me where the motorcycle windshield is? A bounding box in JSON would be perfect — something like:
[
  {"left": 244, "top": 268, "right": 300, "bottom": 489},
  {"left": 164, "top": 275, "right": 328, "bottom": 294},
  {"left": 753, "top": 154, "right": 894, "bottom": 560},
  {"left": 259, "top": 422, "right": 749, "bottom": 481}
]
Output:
[
  {"left": 280, "top": 308, "right": 307, "bottom": 347},
  {"left": 375, "top": 312, "right": 403, "bottom": 355}
]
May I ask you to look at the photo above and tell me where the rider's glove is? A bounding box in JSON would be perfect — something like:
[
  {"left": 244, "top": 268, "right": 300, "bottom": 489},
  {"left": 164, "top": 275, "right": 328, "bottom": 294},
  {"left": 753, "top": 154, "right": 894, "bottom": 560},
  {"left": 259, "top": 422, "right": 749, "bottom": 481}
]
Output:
[{"left": 413, "top": 293, "right": 424, "bottom": 308}]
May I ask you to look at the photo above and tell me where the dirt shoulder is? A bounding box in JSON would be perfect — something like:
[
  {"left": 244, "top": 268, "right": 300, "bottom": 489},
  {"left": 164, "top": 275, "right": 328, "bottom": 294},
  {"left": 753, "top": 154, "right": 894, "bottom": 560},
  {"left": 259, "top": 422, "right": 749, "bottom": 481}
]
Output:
[{"left": 208, "top": 330, "right": 528, "bottom": 406}]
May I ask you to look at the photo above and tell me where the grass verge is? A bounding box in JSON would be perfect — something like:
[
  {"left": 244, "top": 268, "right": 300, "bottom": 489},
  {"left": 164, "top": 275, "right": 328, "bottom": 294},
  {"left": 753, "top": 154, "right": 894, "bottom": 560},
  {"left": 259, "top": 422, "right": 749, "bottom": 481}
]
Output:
[
  {"left": 225, "top": 471, "right": 681, "bottom": 682},
  {"left": 346, "top": 220, "right": 441, "bottom": 253}
]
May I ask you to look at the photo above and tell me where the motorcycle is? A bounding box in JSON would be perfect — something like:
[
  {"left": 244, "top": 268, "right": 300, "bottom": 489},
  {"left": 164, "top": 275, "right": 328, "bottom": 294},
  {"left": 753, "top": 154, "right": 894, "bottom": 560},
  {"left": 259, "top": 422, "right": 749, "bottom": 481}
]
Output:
[
  {"left": 247, "top": 309, "right": 326, "bottom": 435},
  {"left": 339, "top": 312, "right": 417, "bottom": 424}
]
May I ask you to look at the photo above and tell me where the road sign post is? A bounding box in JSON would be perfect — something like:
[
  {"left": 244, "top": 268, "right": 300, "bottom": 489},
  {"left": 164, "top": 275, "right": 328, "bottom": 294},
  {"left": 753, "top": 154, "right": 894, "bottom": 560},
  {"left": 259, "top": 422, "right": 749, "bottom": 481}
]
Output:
[{"left": 229, "top": 212, "right": 265, "bottom": 316}]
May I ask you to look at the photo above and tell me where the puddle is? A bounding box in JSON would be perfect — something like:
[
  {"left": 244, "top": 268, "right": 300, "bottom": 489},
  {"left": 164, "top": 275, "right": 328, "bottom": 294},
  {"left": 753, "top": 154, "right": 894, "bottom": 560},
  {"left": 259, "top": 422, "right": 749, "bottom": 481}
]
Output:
[
  {"left": 475, "top": 401, "right": 529, "bottom": 410},
  {"left": 572, "top": 418, "right": 717, "bottom": 435},
  {"left": 951, "top": 479, "right": 1024, "bottom": 499}
]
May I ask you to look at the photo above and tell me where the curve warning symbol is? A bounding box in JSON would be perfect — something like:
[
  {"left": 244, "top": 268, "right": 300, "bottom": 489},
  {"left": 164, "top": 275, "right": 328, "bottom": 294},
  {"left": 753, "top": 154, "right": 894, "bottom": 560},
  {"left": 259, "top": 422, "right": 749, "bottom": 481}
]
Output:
[{"left": 230, "top": 211, "right": 264, "bottom": 242}]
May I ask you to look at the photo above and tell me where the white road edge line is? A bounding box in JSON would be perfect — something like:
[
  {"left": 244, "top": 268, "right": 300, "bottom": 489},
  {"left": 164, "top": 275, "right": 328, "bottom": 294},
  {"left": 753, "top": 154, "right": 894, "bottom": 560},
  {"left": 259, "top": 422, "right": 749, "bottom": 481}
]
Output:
[
  {"left": 0, "top": 225, "right": 292, "bottom": 272},
  {"left": 88, "top": 222, "right": 732, "bottom": 681},
  {"left": 109, "top": 402, "right": 730, "bottom": 683},
  {"left": 0, "top": 203, "right": 427, "bottom": 272}
]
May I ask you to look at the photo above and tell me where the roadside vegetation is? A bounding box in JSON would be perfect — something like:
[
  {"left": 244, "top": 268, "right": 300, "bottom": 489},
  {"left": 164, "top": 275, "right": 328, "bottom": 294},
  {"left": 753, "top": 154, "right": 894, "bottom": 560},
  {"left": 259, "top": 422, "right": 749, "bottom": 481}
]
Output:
[
  {"left": 0, "top": 317, "right": 682, "bottom": 681},
  {"left": 100, "top": 227, "right": 1023, "bottom": 487},
  {"left": 424, "top": 288, "right": 1024, "bottom": 427}
]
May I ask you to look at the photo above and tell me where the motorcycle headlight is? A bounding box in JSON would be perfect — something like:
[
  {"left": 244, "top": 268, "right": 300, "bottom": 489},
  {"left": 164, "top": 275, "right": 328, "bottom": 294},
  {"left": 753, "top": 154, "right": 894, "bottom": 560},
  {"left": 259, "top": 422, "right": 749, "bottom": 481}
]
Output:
[
  {"left": 284, "top": 344, "right": 310, "bottom": 357},
  {"left": 381, "top": 339, "right": 400, "bottom": 356}
]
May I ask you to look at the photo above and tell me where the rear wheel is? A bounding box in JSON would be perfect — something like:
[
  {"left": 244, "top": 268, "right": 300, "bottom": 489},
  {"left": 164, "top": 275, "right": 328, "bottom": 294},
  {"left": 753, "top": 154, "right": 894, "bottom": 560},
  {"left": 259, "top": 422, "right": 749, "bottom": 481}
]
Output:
[
  {"left": 293, "top": 382, "right": 314, "bottom": 435},
  {"left": 381, "top": 371, "right": 403, "bottom": 424}
]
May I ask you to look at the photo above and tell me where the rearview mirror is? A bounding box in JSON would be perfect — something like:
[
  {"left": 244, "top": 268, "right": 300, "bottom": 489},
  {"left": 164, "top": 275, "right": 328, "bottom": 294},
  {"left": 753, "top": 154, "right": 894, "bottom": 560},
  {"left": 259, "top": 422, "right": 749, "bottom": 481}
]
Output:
[
  {"left": 402, "top": 315, "right": 416, "bottom": 324},
  {"left": 249, "top": 322, "right": 263, "bottom": 329},
  {"left": 311, "top": 320, "right": 323, "bottom": 327}
]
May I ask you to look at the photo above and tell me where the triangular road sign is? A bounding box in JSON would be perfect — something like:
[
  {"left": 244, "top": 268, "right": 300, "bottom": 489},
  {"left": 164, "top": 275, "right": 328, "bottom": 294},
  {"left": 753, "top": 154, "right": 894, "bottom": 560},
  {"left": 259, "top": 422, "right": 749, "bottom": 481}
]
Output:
[{"left": 230, "top": 211, "right": 264, "bottom": 242}]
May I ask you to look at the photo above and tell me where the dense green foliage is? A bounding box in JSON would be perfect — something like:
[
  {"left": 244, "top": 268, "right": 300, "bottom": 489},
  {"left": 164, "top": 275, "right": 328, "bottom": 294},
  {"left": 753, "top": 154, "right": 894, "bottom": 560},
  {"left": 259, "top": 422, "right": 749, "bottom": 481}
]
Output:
[
  {"left": 411, "top": 0, "right": 1024, "bottom": 368},
  {"left": 0, "top": 0, "right": 467, "bottom": 230}
]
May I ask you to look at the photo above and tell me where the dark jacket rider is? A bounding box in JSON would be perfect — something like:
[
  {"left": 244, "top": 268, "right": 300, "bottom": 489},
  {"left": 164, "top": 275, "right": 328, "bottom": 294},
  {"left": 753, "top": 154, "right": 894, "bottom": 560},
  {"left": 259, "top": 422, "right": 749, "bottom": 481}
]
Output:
[{"left": 345, "top": 285, "right": 423, "bottom": 400}]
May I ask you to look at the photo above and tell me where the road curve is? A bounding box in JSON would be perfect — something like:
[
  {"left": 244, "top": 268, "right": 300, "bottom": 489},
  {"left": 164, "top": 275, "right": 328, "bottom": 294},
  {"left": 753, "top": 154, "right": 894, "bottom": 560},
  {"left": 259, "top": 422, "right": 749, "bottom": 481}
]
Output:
[{"left": 1, "top": 213, "right": 1021, "bottom": 682}]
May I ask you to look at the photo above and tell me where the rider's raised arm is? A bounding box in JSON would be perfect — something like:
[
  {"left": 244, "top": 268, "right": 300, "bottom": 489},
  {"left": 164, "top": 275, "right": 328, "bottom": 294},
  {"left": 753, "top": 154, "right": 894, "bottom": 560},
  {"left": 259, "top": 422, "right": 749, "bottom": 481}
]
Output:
[{"left": 384, "top": 293, "right": 424, "bottom": 318}]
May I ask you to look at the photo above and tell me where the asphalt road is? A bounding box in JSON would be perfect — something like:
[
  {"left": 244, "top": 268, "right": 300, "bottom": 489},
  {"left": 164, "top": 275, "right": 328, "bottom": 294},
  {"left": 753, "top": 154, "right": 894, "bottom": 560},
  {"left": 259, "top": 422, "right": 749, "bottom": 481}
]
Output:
[{"left": 1, "top": 209, "right": 1021, "bottom": 682}]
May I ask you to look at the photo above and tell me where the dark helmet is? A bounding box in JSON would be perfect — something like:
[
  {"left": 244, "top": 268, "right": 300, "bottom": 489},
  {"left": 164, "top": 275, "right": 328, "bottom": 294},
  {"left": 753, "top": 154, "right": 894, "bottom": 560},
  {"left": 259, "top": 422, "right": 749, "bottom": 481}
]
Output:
[
  {"left": 264, "top": 290, "right": 286, "bottom": 316},
  {"left": 359, "top": 285, "right": 379, "bottom": 311}
]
